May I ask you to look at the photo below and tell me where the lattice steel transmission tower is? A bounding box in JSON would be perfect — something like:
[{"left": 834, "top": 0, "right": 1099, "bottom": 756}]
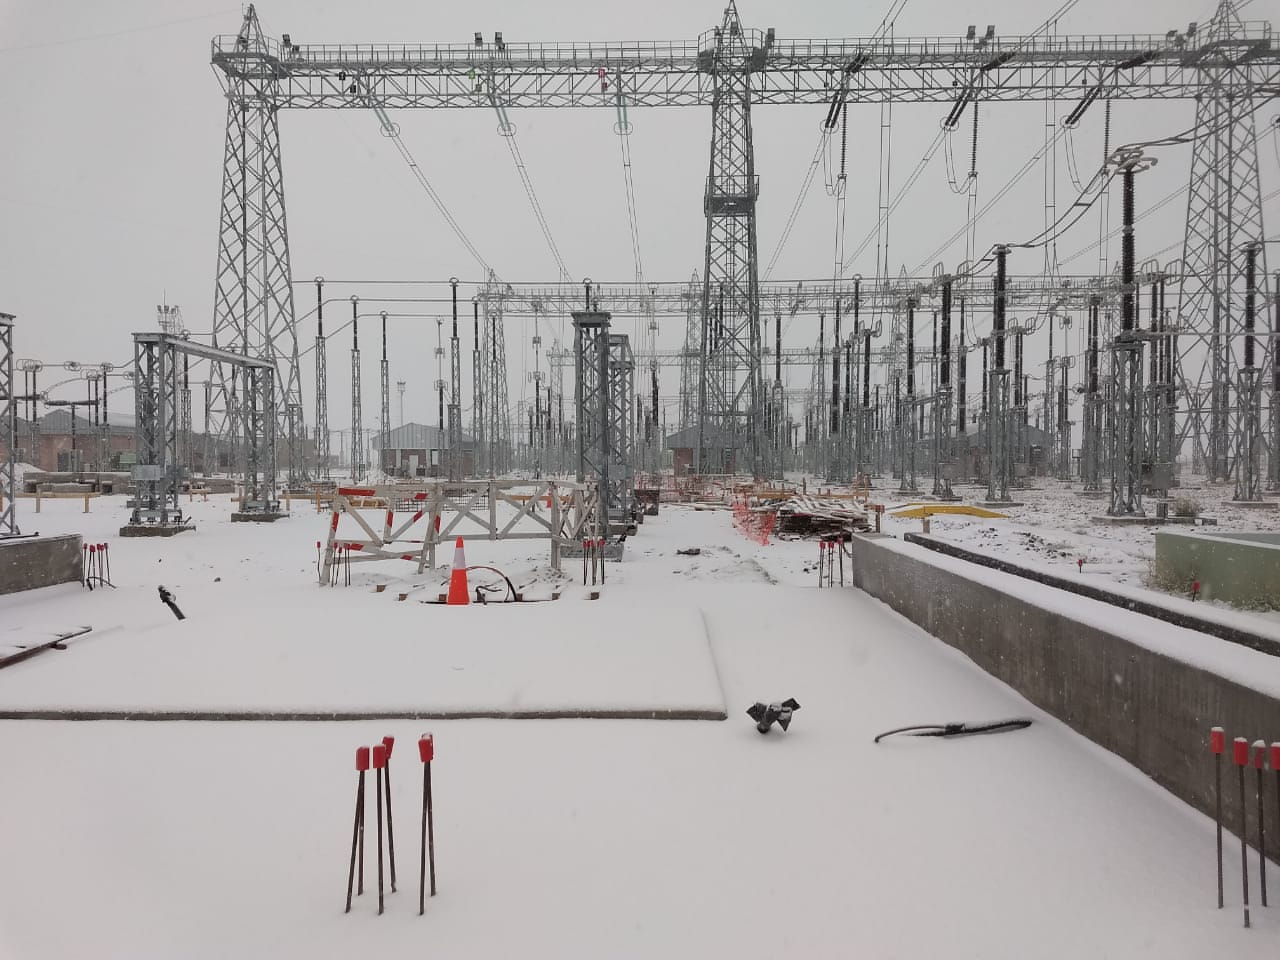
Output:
[
  {"left": 698, "top": 3, "right": 766, "bottom": 477},
  {"left": 1177, "top": 0, "right": 1272, "bottom": 482},
  {"left": 211, "top": 5, "right": 306, "bottom": 484}
]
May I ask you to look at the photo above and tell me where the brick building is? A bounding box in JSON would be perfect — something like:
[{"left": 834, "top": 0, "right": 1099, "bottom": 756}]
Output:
[{"left": 1, "top": 411, "right": 134, "bottom": 473}]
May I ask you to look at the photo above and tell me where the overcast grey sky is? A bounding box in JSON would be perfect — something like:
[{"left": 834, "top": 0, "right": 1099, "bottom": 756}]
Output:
[{"left": 0, "top": 0, "right": 1274, "bottom": 434}]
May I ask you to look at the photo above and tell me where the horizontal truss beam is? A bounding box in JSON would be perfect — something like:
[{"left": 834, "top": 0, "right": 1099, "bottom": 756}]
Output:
[{"left": 213, "top": 26, "right": 1280, "bottom": 108}]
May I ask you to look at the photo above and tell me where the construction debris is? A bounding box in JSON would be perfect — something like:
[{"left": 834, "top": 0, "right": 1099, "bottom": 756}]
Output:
[{"left": 771, "top": 496, "right": 872, "bottom": 540}]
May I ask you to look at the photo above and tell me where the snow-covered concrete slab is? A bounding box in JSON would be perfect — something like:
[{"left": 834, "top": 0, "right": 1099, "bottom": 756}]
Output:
[{"left": 0, "top": 598, "right": 725, "bottom": 718}]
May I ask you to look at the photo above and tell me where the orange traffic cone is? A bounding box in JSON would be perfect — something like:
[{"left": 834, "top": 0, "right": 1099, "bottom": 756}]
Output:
[{"left": 447, "top": 537, "right": 470, "bottom": 605}]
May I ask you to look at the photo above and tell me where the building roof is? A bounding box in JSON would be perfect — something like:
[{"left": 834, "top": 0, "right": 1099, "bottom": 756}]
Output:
[
  {"left": 371, "top": 422, "right": 474, "bottom": 451},
  {"left": 663, "top": 424, "right": 741, "bottom": 449},
  {"left": 14, "top": 411, "right": 134, "bottom": 437}
]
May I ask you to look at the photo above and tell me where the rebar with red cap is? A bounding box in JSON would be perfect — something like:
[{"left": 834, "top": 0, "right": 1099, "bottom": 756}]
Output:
[
  {"left": 1211, "top": 727, "right": 1225, "bottom": 908},
  {"left": 817, "top": 541, "right": 826, "bottom": 588},
  {"left": 1272, "top": 742, "right": 1280, "bottom": 881},
  {"left": 598, "top": 537, "right": 606, "bottom": 585},
  {"left": 372, "top": 743, "right": 388, "bottom": 915},
  {"left": 102, "top": 543, "right": 111, "bottom": 585},
  {"left": 345, "top": 746, "right": 370, "bottom": 913},
  {"left": 1233, "top": 736, "right": 1251, "bottom": 928},
  {"left": 418, "top": 733, "right": 437, "bottom": 915},
  {"left": 1252, "top": 740, "right": 1267, "bottom": 907},
  {"left": 582, "top": 539, "right": 588, "bottom": 585},
  {"left": 382, "top": 736, "right": 398, "bottom": 893}
]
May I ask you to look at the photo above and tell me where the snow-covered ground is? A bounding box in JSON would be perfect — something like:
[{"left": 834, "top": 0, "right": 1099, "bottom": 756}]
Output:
[
  {"left": 875, "top": 476, "right": 1280, "bottom": 627},
  {"left": 0, "top": 492, "right": 1276, "bottom": 958}
]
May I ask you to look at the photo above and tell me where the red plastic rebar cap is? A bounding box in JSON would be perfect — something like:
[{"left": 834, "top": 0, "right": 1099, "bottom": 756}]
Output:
[
  {"left": 355, "top": 746, "right": 370, "bottom": 772},
  {"left": 381, "top": 735, "right": 395, "bottom": 757},
  {"left": 371, "top": 744, "right": 387, "bottom": 769},
  {"left": 1210, "top": 727, "right": 1225, "bottom": 753},
  {"left": 1252, "top": 740, "right": 1266, "bottom": 769},
  {"left": 418, "top": 734, "right": 434, "bottom": 763},
  {"left": 1232, "top": 737, "right": 1249, "bottom": 766}
]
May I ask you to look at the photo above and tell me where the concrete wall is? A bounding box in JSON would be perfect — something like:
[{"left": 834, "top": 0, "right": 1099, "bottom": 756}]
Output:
[
  {"left": 0, "top": 534, "right": 83, "bottom": 595},
  {"left": 1155, "top": 530, "right": 1280, "bottom": 608},
  {"left": 848, "top": 532, "right": 1280, "bottom": 862}
]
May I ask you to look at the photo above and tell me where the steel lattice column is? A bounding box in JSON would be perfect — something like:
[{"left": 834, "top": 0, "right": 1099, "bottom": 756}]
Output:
[
  {"left": 130, "top": 335, "right": 183, "bottom": 525},
  {"left": 379, "top": 312, "right": 391, "bottom": 477},
  {"left": 448, "top": 279, "right": 463, "bottom": 480},
  {"left": 574, "top": 310, "right": 611, "bottom": 513},
  {"left": 313, "top": 279, "right": 329, "bottom": 479},
  {"left": 678, "top": 272, "right": 701, "bottom": 433},
  {"left": 697, "top": 4, "right": 765, "bottom": 477},
  {"left": 1235, "top": 243, "right": 1263, "bottom": 502},
  {"left": 986, "top": 247, "right": 1013, "bottom": 503},
  {"left": 349, "top": 300, "right": 364, "bottom": 482},
  {"left": 1270, "top": 271, "right": 1280, "bottom": 491},
  {"left": 211, "top": 5, "right": 306, "bottom": 484},
  {"left": 479, "top": 272, "right": 512, "bottom": 476},
  {"left": 1176, "top": 0, "right": 1271, "bottom": 481},
  {"left": 607, "top": 334, "right": 635, "bottom": 518},
  {"left": 1082, "top": 296, "right": 1103, "bottom": 491},
  {"left": 241, "top": 362, "right": 278, "bottom": 512},
  {"left": 1109, "top": 160, "right": 1148, "bottom": 516},
  {"left": 0, "top": 313, "right": 17, "bottom": 538}
]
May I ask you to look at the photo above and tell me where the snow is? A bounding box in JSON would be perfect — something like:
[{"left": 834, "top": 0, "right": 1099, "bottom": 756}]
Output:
[
  {"left": 0, "top": 595, "right": 723, "bottom": 716},
  {"left": 879, "top": 478, "right": 1280, "bottom": 625},
  {"left": 0, "top": 492, "right": 1277, "bottom": 957}
]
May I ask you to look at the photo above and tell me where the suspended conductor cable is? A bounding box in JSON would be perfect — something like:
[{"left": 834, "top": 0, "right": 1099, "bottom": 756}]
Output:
[
  {"left": 847, "top": 0, "right": 1080, "bottom": 278},
  {"left": 366, "top": 101, "right": 490, "bottom": 275},
  {"left": 614, "top": 75, "right": 646, "bottom": 287},
  {"left": 500, "top": 124, "right": 572, "bottom": 282},
  {"left": 765, "top": 0, "right": 909, "bottom": 280},
  {"left": 765, "top": 132, "right": 830, "bottom": 279}
]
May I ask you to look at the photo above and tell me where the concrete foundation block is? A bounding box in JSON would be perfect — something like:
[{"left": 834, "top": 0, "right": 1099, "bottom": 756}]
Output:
[{"left": 0, "top": 534, "right": 83, "bottom": 595}]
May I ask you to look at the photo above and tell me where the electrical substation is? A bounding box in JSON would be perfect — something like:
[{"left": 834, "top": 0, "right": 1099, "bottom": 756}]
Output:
[{"left": 3, "top": 1, "right": 1280, "bottom": 953}]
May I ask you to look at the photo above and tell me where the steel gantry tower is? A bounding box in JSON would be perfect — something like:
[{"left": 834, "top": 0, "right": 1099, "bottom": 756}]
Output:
[
  {"left": 209, "top": 4, "right": 1280, "bottom": 479},
  {"left": 1177, "top": 0, "right": 1272, "bottom": 484},
  {"left": 211, "top": 5, "right": 306, "bottom": 484},
  {"left": 698, "top": 3, "right": 765, "bottom": 477}
]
